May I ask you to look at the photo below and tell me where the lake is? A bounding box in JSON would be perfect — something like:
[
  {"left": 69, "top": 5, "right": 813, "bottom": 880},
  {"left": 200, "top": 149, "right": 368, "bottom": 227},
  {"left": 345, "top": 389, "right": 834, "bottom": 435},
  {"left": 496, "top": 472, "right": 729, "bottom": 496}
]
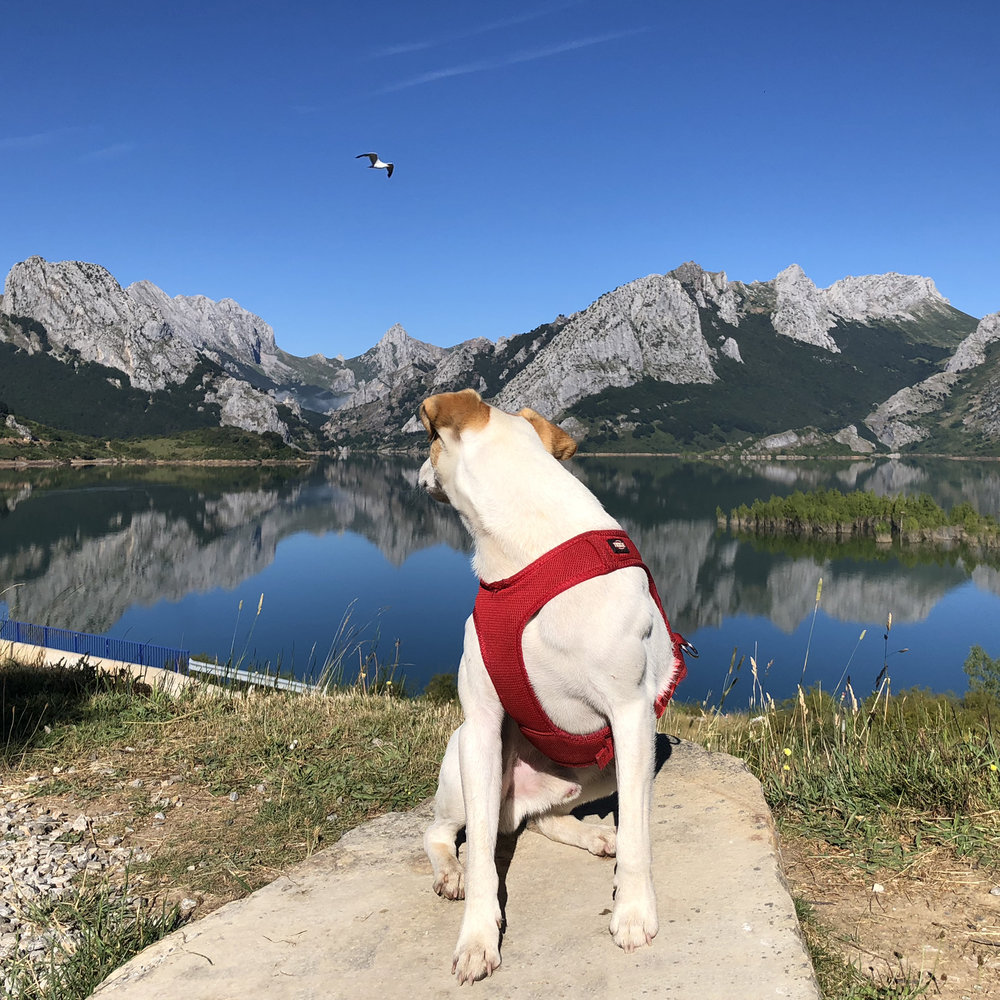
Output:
[{"left": 1, "top": 456, "right": 999, "bottom": 707}]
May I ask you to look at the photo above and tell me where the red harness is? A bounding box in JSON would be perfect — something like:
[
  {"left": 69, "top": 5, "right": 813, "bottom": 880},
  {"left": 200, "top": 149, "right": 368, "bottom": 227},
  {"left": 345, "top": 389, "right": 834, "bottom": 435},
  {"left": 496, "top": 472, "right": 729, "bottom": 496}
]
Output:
[{"left": 473, "top": 529, "right": 689, "bottom": 770}]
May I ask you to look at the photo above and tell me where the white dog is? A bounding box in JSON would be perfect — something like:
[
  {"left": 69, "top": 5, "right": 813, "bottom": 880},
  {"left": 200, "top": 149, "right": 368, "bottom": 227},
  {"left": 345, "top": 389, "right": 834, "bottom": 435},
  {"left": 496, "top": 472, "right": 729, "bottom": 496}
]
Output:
[{"left": 418, "top": 389, "right": 689, "bottom": 984}]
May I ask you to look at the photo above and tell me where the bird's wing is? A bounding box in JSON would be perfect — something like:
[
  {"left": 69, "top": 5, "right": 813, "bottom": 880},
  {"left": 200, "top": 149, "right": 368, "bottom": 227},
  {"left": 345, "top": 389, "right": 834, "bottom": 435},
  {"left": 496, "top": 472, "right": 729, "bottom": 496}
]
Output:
[
  {"left": 386, "top": 163, "right": 394, "bottom": 178},
  {"left": 356, "top": 153, "right": 378, "bottom": 164}
]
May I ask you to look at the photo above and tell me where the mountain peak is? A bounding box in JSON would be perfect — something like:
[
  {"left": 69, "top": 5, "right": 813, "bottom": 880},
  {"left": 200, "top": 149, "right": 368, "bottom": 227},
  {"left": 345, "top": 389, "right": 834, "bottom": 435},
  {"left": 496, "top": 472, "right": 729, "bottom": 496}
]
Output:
[
  {"left": 824, "top": 272, "right": 949, "bottom": 323},
  {"left": 378, "top": 323, "right": 412, "bottom": 346},
  {"left": 668, "top": 261, "right": 707, "bottom": 283}
]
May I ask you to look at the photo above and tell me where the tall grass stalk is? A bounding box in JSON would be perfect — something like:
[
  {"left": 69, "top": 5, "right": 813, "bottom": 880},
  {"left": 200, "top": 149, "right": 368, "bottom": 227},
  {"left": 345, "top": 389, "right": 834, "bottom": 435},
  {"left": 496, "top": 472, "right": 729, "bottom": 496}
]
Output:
[
  {"left": 663, "top": 651, "right": 1000, "bottom": 873},
  {"left": 799, "top": 577, "right": 823, "bottom": 685}
]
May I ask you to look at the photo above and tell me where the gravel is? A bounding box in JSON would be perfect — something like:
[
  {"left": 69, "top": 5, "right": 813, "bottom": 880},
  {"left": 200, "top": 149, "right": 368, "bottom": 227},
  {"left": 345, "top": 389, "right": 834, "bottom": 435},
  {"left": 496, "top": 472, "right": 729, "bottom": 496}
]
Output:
[{"left": 0, "top": 790, "right": 152, "bottom": 984}]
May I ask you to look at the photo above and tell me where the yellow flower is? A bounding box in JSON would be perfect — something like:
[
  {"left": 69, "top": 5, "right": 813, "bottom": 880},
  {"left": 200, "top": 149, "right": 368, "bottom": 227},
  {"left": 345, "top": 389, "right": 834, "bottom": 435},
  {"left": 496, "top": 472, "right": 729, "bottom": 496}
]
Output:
[
  {"left": 991, "top": 764, "right": 998, "bottom": 772},
  {"left": 783, "top": 748, "right": 792, "bottom": 757},
  {"left": 783, "top": 764, "right": 791, "bottom": 771}
]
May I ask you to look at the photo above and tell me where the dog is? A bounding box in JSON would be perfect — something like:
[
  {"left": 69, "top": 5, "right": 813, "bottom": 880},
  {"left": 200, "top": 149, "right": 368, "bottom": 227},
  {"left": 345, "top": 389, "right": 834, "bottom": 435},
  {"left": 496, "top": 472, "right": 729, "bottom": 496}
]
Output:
[{"left": 418, "top": 389, "right": 688, "bottom": 984}]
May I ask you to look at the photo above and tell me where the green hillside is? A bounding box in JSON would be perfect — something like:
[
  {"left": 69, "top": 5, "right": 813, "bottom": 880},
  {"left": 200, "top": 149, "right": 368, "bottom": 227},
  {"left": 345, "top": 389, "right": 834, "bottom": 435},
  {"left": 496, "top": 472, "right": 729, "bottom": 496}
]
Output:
[
  {"left": 0, "top": 315, "right": 328, "bottom": 450},
  {"left": 571, "top": 309, "right": 976, "bottom": 452},
  {"left": 0, "top": 339, "right": 223, "bottom": 439}
]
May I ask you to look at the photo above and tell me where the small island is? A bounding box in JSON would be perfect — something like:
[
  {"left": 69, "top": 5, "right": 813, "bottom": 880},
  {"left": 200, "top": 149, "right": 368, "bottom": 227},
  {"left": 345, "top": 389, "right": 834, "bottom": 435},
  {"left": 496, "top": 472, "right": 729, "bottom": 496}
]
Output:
[{"left": 720, "top": 488, "right": 1000, "bottom": 548}]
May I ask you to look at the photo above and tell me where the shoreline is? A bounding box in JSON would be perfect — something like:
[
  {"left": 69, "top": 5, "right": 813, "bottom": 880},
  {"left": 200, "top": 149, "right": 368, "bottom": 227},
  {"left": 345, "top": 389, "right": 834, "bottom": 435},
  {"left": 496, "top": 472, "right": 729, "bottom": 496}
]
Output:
[{"left": 2, "top": 449, "right": 999, "bottom": 470}]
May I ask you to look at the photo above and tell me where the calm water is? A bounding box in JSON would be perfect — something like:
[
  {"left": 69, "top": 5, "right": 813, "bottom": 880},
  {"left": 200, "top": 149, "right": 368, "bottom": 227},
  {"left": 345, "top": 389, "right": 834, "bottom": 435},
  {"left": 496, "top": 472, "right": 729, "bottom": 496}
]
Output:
[{"left": 2, "top": 456, "right": 999, "bottom": 706}]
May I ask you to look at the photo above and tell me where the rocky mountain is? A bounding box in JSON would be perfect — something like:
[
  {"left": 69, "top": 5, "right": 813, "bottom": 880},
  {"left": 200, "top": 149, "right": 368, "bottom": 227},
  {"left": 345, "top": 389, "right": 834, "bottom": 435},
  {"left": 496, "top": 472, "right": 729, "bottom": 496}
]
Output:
[
  {"left": 2, "top": 255, "right": 997, "bottom": 454},
  {"left": 324, "top": 261, "right": 996, "bottom": 454}
]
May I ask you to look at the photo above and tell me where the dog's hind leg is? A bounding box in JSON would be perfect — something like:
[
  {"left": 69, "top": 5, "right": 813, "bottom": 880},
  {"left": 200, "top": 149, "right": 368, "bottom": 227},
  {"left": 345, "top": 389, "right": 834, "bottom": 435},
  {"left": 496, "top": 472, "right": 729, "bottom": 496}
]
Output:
[
  {"left": 529, "top": 812, "right": 617, "bottom": 856},
  {"left": 500, "top": 756, "right": 581, "bottom": 831}
]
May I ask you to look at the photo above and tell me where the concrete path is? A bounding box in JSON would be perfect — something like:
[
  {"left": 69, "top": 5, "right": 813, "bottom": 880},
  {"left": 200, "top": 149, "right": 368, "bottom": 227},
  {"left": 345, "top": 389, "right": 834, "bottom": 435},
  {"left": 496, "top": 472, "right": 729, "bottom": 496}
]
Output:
[{"left": 89, "top": 739, "right": 820, "bottom": 1000}]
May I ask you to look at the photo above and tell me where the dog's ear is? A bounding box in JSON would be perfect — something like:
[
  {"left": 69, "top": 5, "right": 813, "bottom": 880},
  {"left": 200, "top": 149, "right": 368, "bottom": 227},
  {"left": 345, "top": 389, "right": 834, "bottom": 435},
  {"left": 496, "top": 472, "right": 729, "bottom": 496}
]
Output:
[
  {"left": 419, "top": 389, "right": 490, "bottom": 439},
  {"left": 517, "top": 408, "right": 578, "bottom": 460}
]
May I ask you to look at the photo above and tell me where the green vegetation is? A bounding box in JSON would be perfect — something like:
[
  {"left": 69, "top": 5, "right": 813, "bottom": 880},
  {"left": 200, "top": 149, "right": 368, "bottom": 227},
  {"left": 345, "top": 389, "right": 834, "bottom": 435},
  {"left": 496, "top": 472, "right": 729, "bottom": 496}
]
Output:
[
  {"left": 0, "top": 414, "right": 151, "bottom": 462},
  {"left": 0, "top": 340, "right": 225, "bottom": 440},
  {"left": 570, "top": 310, "right": 968, "bottom": 453},
  {"left": 9, "top": 644, "right": 999, "bottom": 997},
  {"left": 127, "top": 427, "right": 306, "bottom": 462},
  {"left": 5, "top": 578, "right": 999, "bottom": 998},
  {"left": 0, "top": 415, "right": 306, "bottom": 464},
  {"left": 657, "top": 635, "right": 1000, "bottom": 998},
  {"left": 964, "top": 644, "right": 1000, "bottom": 701},
  {"left": 1, "top": 657, "right": 462, "bottom": 999},
  {"left": 725, "top": 487, "right": 1000, "bottom": 547}
]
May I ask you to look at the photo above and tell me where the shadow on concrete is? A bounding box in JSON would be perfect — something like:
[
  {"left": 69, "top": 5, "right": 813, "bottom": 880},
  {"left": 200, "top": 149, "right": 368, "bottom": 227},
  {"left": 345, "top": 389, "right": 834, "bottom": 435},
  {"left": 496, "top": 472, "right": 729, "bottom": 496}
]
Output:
[
  {"left": 489, "top": 730, "right": 680, "bottom": 937},
  {"left": 570, "top": 730, "right": 679, "bottom": 825}
]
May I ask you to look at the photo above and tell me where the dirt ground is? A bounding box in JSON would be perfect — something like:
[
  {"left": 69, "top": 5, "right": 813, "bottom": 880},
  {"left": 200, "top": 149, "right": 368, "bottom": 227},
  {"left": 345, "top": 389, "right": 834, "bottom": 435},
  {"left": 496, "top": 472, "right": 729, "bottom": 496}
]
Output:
[
  {"left": 783, "top": 836, "right": 1000, "bottom": 998},
  {"left": 8, "top": 768, "right": 1000, "bottom": 999}
]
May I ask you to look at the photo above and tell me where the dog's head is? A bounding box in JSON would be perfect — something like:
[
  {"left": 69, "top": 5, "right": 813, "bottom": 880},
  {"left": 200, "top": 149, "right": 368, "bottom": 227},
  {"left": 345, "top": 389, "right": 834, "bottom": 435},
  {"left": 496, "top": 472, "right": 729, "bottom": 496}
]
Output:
[{"left": 417, "top": 389, "right": 577, "bottom": 509}]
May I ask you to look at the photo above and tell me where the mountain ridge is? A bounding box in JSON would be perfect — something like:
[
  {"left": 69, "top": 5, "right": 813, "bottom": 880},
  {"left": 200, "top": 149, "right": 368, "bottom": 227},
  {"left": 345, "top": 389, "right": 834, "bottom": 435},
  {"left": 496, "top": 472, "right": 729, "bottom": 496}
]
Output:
[{"left": 2, "top": 255, "right": 997, "bottom": 455}]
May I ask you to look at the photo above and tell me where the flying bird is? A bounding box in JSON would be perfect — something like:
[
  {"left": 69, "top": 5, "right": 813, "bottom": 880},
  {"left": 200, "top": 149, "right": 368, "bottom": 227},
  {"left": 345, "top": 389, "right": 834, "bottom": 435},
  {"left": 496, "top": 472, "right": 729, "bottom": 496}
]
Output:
[{"left": 356, "top": 152, "right": 394, "bottom": 178}]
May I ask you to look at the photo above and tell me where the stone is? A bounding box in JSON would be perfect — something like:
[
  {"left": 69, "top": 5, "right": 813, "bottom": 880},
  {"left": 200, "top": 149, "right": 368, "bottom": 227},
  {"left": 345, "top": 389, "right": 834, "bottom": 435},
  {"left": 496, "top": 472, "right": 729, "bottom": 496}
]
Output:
[
  {"left": 946, "top": 311, "right": 1000, "bottom": 373},
  {"left": 87, "top": 741, "right": 822, "bottom": 1000},
  {"left": 0, "top": 801, "right": 140, "bottom": 982}
]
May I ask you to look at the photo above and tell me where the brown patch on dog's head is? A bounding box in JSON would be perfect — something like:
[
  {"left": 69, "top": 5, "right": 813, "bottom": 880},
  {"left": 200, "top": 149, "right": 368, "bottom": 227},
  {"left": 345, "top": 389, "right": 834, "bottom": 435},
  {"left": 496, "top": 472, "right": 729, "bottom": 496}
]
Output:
[
  {"left": 419, "top": 389, "right": 491, "bottom": 443},
  {"left": 517, "top": 408, "right": 578, "bottom": 460}
]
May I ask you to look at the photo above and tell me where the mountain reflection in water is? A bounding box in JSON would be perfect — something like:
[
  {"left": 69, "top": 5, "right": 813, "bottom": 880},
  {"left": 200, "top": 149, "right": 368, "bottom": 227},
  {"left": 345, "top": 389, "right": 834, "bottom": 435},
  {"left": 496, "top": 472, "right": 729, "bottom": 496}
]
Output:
[{"left": 1, "top": 456, "right": 998, "bottom": 704}]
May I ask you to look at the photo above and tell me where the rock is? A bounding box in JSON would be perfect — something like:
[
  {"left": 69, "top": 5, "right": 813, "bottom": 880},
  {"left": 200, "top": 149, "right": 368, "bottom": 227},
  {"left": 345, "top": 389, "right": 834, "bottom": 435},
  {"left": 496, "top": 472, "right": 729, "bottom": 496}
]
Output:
[
  {"left": 719, "top": 336, "right": 743, "bottom": 362},
  {"left": 0, "top": 801, "right": 145, "bottom": 980},
  {"left": 492, "top": 271, "right": 719, "bottom": 417},
  {"left": 833, "top": 425, "right": 876, "bottom": 453},
  {"left": 4, "top": 413, "right": 32, "bottom": 440},
  {"left": 0, "top": 256, "right": 352, "bottom": 431},
  {"left": 203, "top": 377, "right": 292, "bottom": 441},
  {"left": 825, "top": 272, "right": 948, "bottom": 322},
  {"left": 772, "top": 264, "right": 840, "bottom": 353},
  {"left": 946, "top": 312, "right": 1000, "bottom": 373},
  {"left": 758, "top": 430, "right": 801, "bottom": 451},
  {"left": 864, "top": 372, "right": 960, "bottom": 448}
]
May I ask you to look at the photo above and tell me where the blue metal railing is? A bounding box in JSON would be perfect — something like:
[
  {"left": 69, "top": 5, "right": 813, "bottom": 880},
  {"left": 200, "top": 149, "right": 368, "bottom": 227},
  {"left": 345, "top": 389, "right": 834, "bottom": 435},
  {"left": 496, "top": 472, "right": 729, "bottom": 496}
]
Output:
[{"left": 0, "top": 619, "right": 189, "bottom": 673}]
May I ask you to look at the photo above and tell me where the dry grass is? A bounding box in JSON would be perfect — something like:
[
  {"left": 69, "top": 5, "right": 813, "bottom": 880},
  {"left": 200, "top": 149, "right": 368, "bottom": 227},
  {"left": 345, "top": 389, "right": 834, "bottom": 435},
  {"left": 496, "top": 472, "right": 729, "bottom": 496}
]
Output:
[
  {"left": 1, "top": 659, "right": 461, "bottom": 998},
  {"left": 6, "top": 624, "right": 1000, "bottom": 999}
]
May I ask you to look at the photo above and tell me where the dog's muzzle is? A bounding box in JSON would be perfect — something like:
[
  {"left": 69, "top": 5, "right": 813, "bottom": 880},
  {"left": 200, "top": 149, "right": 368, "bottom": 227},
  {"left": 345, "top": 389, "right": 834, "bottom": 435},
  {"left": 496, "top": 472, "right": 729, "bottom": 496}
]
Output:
[{"left": 418, "top": 458, "right": 451, "bottom": 504}]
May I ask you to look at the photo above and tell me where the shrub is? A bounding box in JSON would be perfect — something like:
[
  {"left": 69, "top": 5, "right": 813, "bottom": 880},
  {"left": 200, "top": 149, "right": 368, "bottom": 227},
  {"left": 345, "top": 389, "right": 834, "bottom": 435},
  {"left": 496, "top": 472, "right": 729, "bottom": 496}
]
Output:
[
  {"left": 964, "top": 644, "right": 1000, "bottom": 700},
  {"left": 423, "top": 673, "right": 459, "bottom": 704}
]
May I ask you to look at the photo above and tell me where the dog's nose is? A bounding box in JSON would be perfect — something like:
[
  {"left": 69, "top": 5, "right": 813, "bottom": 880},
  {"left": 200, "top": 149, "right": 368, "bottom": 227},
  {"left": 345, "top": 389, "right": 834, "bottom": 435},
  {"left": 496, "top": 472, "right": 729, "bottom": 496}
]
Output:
[{"left": 418, "top": 459, "right": 451, "bottom": 504}]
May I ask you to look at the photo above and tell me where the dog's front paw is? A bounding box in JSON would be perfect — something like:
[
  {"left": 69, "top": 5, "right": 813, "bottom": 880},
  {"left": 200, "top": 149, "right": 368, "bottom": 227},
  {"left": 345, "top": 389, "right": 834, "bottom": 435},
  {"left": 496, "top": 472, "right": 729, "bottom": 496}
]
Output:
[
  {"left": 609, "top": 889, "right": 658, "bottom": 953},
  {"left": 452, "top": 932, "right": 501, "bottom": 984}
]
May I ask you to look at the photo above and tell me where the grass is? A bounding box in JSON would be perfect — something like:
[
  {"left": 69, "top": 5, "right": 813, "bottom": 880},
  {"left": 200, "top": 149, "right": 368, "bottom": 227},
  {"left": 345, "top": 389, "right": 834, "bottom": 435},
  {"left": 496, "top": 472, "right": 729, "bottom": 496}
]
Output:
[
  {"left": 3, "top": 878, "right": 184, "bottom": 1000},
  {"left": 4, "top": 612, "right": 999, "bottom": 998},
  {"left": 655, "top": 600, "right": 1000, "bottom": 997},
  {"left": 1, "top": 656, "right": 461, "bottom": 998},
  {"left": 724, "top": 488, "right": 1000, "bottom": 547}
]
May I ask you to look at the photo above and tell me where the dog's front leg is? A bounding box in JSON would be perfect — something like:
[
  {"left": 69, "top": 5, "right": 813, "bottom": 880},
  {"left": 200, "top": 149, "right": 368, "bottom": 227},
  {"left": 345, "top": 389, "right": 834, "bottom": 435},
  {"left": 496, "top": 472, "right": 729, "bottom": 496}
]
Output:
[
  {"left": 452, "top": 694, "right": 505, "bottom": 983},
  {"left": 608, "top": 697, "right": 658, "bottom": 952}
]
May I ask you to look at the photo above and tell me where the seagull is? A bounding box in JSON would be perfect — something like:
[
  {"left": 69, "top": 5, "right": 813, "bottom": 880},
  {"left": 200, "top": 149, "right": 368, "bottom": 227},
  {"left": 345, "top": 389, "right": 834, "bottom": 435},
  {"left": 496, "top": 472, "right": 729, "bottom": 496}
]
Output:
[{"left": 356, "top": 152, "right": 394, "bottom": 178}]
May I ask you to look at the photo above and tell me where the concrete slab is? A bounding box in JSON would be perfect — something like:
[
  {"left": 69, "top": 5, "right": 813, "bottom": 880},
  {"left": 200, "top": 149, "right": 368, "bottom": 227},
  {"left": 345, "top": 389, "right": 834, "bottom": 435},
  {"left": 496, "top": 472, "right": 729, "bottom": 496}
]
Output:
[{"left": 89, "top": 739, "right": 820, "bottom": 1000}]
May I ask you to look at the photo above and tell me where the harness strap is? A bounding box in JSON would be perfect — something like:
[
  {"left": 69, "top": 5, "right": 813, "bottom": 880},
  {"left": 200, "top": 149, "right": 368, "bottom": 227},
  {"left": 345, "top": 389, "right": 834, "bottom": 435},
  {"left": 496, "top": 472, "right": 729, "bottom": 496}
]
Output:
[{"left": 473, "top": 530, "right": 688, "bottom": 769}]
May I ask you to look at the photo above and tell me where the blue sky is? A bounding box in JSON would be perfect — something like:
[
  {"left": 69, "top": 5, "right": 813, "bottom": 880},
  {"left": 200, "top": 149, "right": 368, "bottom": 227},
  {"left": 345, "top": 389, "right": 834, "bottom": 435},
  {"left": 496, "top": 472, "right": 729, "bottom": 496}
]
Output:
[{"left": 2, "top": 0, "right": 998, "bottom": 358}]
